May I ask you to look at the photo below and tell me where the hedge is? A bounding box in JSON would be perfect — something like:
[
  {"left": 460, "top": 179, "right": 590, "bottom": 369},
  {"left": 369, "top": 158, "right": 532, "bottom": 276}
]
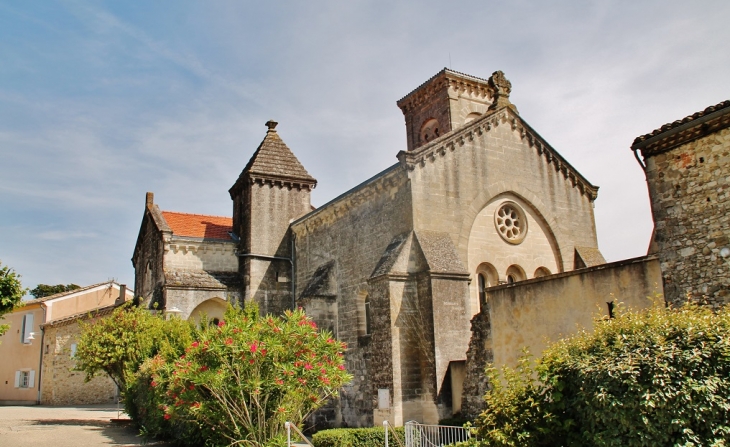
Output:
[{"left": 312, "top": 426, "right": 406, "bottom": 447}]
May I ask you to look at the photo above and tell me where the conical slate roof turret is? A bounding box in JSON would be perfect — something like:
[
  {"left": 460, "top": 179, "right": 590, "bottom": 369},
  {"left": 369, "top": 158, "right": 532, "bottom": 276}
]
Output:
[{"left": 230, "top": 121, "right": 317, "bottom": 196}]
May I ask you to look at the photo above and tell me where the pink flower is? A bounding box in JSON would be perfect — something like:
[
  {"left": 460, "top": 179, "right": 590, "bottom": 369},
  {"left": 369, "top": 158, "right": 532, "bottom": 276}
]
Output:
[
  {"left": 304, "top": 363, "right": 313, "bottom": 370},
  {"left": 320, "top": 376, "right": 330, "bottom": 385},
  {"left": 298, "top": 378, "right": 307, "bottom": 384},
  {"left": 191, "top": 341, "right": 199, "bottom": 348},
  {"left": 260, "top": 349, "right": 267, "bottom": 356},
  {"left": 217, "top": 320, "right": 225, "bottom": 327},
  {"left": 164, "top": 414, "right": 171, "bottom": 420},
  {"left": 249, "top": 359, "right": 255, "bottom": 365},
  {"left": 190, "top": 402, "right": 201, "bottom": 409},
  {"left": 275, "top": 379, "right": 284, "bottom": 385},
  {"left": 188, "top": 384, "right": 195, "bottom": 390},
  {"left": 338, "top": 365, "right": 345, "bottom": 371},
  {"left": 309, "top": 320, "right": 317, "bottom": 329},
  {"left": 200, "top": 366, "right": 208, "bottom": 372},
  {"left": 150, "top": 381, "right": 158, "bottom": 387},
  {"left": 225, "top": 338, "right": 233, "bottom": 345},
  {"left": 327, "top": 338, "right": 335, "bottom": 344},
  {"left": 250, "top": 342, "right": 258, "bottom": 353}
]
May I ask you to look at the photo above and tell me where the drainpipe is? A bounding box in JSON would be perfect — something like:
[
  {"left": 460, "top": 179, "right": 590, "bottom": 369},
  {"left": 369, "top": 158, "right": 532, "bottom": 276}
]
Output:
[{"left": 36, "top": 304, "right": 47, "bottom": 405}]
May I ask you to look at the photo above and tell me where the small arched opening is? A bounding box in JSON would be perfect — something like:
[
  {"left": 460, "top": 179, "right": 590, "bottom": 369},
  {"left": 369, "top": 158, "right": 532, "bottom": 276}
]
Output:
[
  {"left": 420, "top": 118, "right": 440, "bottom": 144},
  {"left": 505, "top": 265, "right": 527, "bottom": 284},
  {"left": 189, "top": 297, "right": 228, "bottom": 325},
  {"left": 534, "top": 267, "right": 551, "bottom": 278}
]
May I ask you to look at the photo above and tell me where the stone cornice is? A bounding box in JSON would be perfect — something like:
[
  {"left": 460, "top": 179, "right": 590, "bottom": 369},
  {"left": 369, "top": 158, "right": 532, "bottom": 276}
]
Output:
[
  {"left": 165, "top": 238, "right": 237, "bottom": 256},
  {"left": 397, "top": 69, "right": 494, "bottom": 114},
  {"left": 291, "top": 164, "right": 408, "bottom": 237},
  {"left": 631, "top": 101, "right": 730, "bottom": 158},
  {"left": 229, "top": 173, "right": 316, "bottom": 197},
  {"left": 397, "top": 106, "right": 599, "bottom": 201}
]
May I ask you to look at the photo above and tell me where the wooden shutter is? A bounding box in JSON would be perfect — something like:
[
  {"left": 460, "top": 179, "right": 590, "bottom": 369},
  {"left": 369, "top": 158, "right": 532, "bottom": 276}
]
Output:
[
  {"left": 14, "top": 371, "right": 20, "bottom": 388},
  {"left": 29, "top": 370, "right": 35, "bottom": 388}
]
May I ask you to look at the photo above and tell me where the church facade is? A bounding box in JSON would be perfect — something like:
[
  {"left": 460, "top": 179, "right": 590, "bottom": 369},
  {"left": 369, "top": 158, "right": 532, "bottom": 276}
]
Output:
[{"left": 133, "top": 69, "right": 610, "bottom": 427}]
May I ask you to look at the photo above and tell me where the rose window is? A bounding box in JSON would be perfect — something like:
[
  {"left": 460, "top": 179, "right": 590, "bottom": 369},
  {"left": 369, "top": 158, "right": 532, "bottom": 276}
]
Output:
[{"left": 494, "top": 202, "right": 527, "bottom": 244}]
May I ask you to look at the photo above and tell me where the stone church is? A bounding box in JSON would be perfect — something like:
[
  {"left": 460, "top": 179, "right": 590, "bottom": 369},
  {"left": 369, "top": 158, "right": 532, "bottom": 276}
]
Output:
[{"left": 133, "top": 69, "right": 641, "bottom": 427}]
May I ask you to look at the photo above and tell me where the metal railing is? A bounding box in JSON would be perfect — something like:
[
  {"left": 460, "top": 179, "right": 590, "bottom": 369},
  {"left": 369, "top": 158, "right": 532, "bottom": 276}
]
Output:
[
  {"left": 404, "top": 420, "right": 471, "bottom": 447},
  {"left": 285, "top": 421, "right": 314, "bottom": 447},
  {"left": 384, "top": 421, "right": 405, "bottom": 447}
]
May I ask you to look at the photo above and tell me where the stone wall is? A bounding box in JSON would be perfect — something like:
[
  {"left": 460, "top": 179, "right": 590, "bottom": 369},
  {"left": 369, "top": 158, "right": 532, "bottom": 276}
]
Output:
[
  {"left": 133, "top": 206, "right": 167, "bottom": 307},
  {"left": 164, "top": 239, "right": 238, "bottom": 272},
  {"left": 292, "top": 166, "right": 413, "bottom": 427},
  {"left": 402, "top": 107, "right": 600, "bottom": 276},
  {"left": 40, "top": 320, "right": 117, "bottom": 406},
  {"left": 462, "top": 256, "right": 663, "bottom": 417},
  {"left": 643, "top": 127, "right": 730, "bottom": 306}
]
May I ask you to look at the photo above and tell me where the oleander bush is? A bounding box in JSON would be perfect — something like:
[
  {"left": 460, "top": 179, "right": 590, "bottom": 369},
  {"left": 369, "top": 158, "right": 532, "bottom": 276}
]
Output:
[
  {"left": 77, "top": 303, "right": 352, "bottom": 447},
  {"left": 473, "top": 301, "right": 730, "bottom": 447}
]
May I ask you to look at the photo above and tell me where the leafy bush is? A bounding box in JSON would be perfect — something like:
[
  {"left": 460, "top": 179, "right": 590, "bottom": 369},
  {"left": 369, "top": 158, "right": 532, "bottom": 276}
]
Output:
[
  {"left": 312, "top": 426, "right": 405, "bottom": 447},
  {"left": 161, "top": 306, "right": 352, "bottom": 447},
  {"left": 474, "top": 301, "right": 730, "bottom": 447}
]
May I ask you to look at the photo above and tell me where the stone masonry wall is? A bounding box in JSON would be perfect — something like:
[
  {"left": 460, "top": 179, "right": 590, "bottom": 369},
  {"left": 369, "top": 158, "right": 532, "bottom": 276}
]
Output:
[
  {"left": 291, "top": 166, "right": 412, "bottom": 427},
  {"left": 462, "top": 256, "right": 662, "bottom": 418},
  {"left": 41, "top": 322, "right": 117, "bottom": 405},
  {"left": 644, "top": 127, "right": 730, "bottom": 306},
  {"left": 134, "top": 210, "right": 166, "bottom": 306},
  {"left": 404, "top": 108, "right": 600, "bottom": 274},
  {"left": 164, "top": 239, "right": 238, "bottom": 272}
]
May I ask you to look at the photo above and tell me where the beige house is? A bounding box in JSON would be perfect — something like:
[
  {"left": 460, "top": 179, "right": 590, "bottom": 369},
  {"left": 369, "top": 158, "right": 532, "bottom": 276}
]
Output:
[{"left": 0, "top": 282, "right": 132, "bottom": 405}]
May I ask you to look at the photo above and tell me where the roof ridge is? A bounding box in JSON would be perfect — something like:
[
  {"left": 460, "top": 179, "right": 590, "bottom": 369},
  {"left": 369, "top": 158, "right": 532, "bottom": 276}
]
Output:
[
  {"left": 24, "top": 281, "right": 129, "bottom": 305},
  {"left": 161, "top": 210, "right": 231, "bottom": 220}
]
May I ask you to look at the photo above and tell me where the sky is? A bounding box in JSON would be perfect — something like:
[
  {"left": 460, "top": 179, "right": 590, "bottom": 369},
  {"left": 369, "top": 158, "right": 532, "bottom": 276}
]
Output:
[{"left": 1, "top": 1, "right": 729, "bottom": 295}]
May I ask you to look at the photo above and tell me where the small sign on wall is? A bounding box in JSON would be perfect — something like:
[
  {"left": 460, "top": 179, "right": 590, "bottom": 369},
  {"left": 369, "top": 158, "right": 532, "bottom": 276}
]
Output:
[{"left": 378, "top": 388, "right": 390, "bottom": 409}]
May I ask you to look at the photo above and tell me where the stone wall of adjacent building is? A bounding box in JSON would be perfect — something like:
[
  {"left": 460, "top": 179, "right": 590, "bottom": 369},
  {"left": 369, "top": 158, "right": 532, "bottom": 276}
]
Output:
[
  {"left": 40, "top": 321, "right": 117, "bottom": 406},
  {"left": 133, "top": 207, "right": 168, "bottom": 307},
  {"left": 462, "top": 256, "right": 663, "bottom": 418},
  {"left": 643, "top": 127, "right": 730, "bottom": 306}
]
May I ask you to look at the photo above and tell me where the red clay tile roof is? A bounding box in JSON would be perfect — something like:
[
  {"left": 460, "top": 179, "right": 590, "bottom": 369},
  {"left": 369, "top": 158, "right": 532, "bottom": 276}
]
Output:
[{"left": 161, "top": 211, "right": 233, "bottom": 240}]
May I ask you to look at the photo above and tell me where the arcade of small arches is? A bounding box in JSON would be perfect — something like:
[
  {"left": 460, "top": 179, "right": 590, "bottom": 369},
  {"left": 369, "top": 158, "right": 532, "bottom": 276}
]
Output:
[{"left": 475, "top": 263, "right": 552, "bottom": 307}]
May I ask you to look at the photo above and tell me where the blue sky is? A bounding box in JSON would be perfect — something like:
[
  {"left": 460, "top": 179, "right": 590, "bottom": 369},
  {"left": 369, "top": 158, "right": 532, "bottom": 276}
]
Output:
[{"left": 1, "top": 1, "right": 729, "bottom": 294}]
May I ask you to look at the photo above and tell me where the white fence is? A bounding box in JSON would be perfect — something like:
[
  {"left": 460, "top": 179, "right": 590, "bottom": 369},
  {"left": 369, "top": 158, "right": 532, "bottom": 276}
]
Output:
[{"left": 403, "top": 420, "right": 471, "bottom": 447}]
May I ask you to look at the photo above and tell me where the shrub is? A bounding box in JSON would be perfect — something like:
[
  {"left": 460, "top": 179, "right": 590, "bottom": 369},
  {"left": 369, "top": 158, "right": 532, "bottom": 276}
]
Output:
[
  {"left": 161, "top": 306, "right": 352, "bottom": 447},
  {"left": 312, "top": 426, "right": 406, "bottom": 447},
  {"left": 474, "top": 301, "right": 730, "bottom": 446}
]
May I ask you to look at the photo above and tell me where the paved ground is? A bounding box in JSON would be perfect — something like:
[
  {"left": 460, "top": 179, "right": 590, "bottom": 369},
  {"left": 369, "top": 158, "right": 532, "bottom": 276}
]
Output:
[{"left": 0, "top": 404, "right": 171, "bottom": 447}]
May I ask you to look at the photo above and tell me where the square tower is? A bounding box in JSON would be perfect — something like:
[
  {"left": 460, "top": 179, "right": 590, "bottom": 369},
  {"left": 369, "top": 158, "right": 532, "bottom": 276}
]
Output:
[{"left": 396, "top": 69, "right": 514, "bottom": 151}]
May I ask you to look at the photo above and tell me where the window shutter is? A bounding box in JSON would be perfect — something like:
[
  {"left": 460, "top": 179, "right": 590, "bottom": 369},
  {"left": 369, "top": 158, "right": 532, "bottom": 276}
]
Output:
[
  {"left": 14, "top": 371, "right": 20, "bottom": 388},
  {"left": 20, "top": 315, "right": 27, "bottom": 343},
  {"left": 29, "top": 370, "right": 36, "bottom": 388},
  {"left": 22, "top": 314, "right": 34, "bottom": 344}
]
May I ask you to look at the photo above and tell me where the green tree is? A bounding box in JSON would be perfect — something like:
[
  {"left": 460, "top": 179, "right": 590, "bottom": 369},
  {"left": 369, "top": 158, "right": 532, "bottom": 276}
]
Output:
[
  {"left": 473, "top": 301, "right": 730, "bottom": 447},
  {"left": 0, "top": 260, "right": 26, "bottom": 338},
  {"left": 29, "top": 283, "right": 81, "bottom": 299}
]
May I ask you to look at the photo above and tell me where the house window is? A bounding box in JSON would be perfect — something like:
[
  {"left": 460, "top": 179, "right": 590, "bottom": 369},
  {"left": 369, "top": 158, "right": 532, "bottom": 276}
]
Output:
[
  {"left": 14, "top": 370, "right": 35, "bottom": 389},
  {"left": 70, "top": 343, "right": 77, "bottom": 358},
  {"left": 20, "top": 314, "right": 34, "bottom": 344}
]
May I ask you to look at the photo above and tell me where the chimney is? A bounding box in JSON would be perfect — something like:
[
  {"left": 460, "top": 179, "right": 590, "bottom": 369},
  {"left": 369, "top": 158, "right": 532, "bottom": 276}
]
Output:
[
  {"left": 116, "top": 284, "right": 127, "bottom": 305},
  {"left": 146, "top": 192, "right": 154, "bottom": 208}
]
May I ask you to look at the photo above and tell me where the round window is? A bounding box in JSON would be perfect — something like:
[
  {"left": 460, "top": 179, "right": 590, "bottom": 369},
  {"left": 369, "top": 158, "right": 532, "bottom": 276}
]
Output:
[{"left": 494, "top": 201, "right": 528, "bottom": 244}]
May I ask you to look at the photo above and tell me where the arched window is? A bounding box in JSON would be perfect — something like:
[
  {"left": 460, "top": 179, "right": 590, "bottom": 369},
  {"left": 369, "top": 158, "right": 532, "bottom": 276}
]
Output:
[
  {"left": 464, "top": 112, "right": 482, "bottom": 124},
  {"left": 420, "top": 119, "right": 440, "bottom": 144},
  {"left": 534, "top": 267, "right": 551, "bottom": 278},
  {"left": 506, "top": 265, "right": 527, "bottom": 284},
  {"left": 477, "top": 274, "right": 486, "bottom": 311},
  {"left": 358, "top": 292, "right": 371, "bottom": 337}
]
